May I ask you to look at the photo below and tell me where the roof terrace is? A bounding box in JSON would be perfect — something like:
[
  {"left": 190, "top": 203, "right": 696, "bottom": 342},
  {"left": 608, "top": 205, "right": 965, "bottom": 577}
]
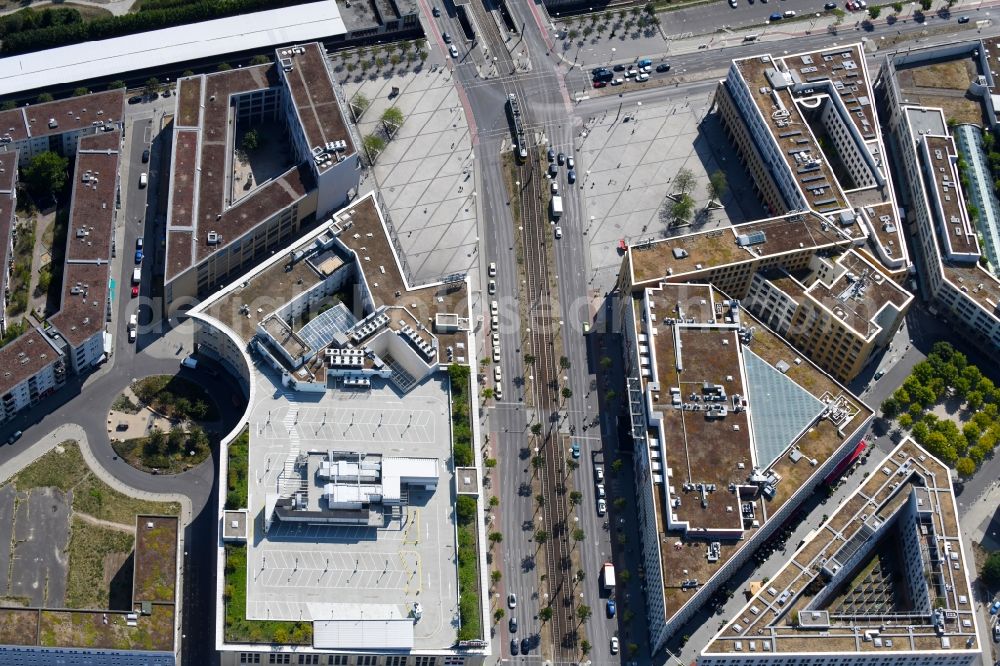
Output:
[{"left": 923, "top": 134, "right": 980, "bottom": 260}]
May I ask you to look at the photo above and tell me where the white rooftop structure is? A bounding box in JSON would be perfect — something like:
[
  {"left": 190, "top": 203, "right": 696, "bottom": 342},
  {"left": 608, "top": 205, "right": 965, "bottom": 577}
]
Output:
[
  {"left": 0, "top": 1, "right": 347, "bottom": 96},
  {"left": 313, "top": 618, "right": 415, "bottom": 650}
]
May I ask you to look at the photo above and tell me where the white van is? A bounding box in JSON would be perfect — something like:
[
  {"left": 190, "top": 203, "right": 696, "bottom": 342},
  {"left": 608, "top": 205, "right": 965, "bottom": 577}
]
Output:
[
  {"left": 139, "top": 173, "right": 148, "bottom": 188},
  {"left": 132, "top": 267, "right": 141, "bottom": 284},
  {"left": 181, "top": 356, "right": 198, "bottom": 370}
]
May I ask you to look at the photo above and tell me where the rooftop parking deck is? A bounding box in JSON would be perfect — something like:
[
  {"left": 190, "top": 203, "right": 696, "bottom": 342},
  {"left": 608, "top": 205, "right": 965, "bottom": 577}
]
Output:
[
  {"left": 243, "top": 375, "right": 460, "bottom": 649},
  {"left": 703, "top": 439, "right": 977, "bottom": 656},
  {"left": 0, "top": 89, "right": 124, "bottom": 144},
  {"left": 628, "top": 212, "right": 855, "bottom": 286}
]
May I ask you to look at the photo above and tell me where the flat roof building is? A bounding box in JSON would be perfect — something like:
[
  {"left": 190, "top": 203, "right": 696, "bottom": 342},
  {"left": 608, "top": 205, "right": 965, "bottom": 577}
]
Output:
[
  {"left": 713, "top": 43, "right": 909, "bottom": 275},
  {"left": 0, "top": 514, "right": 179, "bottom": 665},
  {"left": 164, "top": 42, "right": 360, "bottom": 312},
  {"left": 0, "top": 89, "right": 124, "bottom": 166},
  {"left": 0, "top": 151, "right": 17, "bottom": 338},
  {"left": 618, "top": 280, "right": 871, "bottom": 652},
  {"left": 700, "top": 439, "right": 980, "bottom": 665},
  {"left": 879, "top": 42, "right": 1000, "bottom": 359},
  {"left": 188, "top": 193, "right": 486, "bottom": 665}
]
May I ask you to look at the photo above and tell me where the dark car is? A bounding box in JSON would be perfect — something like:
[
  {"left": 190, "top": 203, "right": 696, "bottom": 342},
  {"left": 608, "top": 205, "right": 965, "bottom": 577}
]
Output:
[
  {"left": 958, "top": 15, "right": 970, "bottom": 22},
  {"left": 443, "top": 32, "right": 452, "bottom": 43},
  {"left": 824, "top": 1, "right": 837, "bottom": 7},
  {"left": 548, "top": 163, "right": 558, "bottom": 177},
  {"left": 520, "top": 638, "right": 531, "bottom": 654},
  {"left": 567, "top": 170, "right": 576, "bottom": 184},
  {"left": 606, "top": 599, "right": 616, "bottom": 617},
  {"left": 142, "top": 148, "right": 150, "bottom": 163},
  {"left": 510, "top": 639, "right": 519, "bottom": 656},
  {"left": 432, "top": 5, "right": 440, "bottom": 15},
  {"left": 591, "top": 66, "right": 610, "bottom": 76},
  {"left": 557, "top": 152, "right": 565, "bottom": 165},
  {"left": 135, "top": 250, "right": 143, "bottom": 264},
  {"left": 593, "top": 81, "right": 606, "bottom": 89},
  {"left": 769, "top": 12, "right": 783, "bottom": 20},
  {"left": 509, "top": 617, "right": 517, "bottom": 633},
  {"left": 6, "top": 430, "right": 21, "bottom": 445},
  {"left": 656, "top": 63, "right": 671, "bottom": 72},
  {"left": 128, "top": 96, "right": 143, "bottom": 105},
  {"left": 613, "top": 64, "right": 626, "bottom": 72},
  {"left": 547, "top": 148, "right": 555, "bottom": 162}
]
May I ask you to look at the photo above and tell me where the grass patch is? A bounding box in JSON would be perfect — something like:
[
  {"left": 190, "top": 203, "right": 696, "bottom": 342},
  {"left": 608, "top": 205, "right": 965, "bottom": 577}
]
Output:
[
  {"left": 224, "top": 544, "right": 311, "bottom": 644},
  {"left": 456, "top": 495, "right": 483, "bottom": 641},
  {"left": 0, "top": 318, "right": 28, "bottom": 349},
  {"left": 448, "top": 365, "right": 473, "bottom": 467},
  {"left": 111, "top": 393, "right": 141, "bottom": 415},
  {"left": 112, "top": 425, "right": 212, "bottom": 474},
  {"left": 225, "top": 427, "right": 250, "bottom": 510},
  {"left": 132, "top": 374, "right": 219, "bottom": 421},
  {"left": 11, "top": 440, "right": 180, "bottom": 518},
  {"left": 7, "top": 219, "right": 35, "bottom": 316},
  {"left": 64, "top": 517, "right": 134, "bottom": 609}
]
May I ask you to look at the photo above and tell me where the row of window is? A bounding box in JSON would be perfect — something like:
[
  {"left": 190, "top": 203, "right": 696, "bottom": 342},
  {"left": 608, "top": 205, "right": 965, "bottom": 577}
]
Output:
[{"left": 240, "top": 655, "right": 448, "bottom": 666}]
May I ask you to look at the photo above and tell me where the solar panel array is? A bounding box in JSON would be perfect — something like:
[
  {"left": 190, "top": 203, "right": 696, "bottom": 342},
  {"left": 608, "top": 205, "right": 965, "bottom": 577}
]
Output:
[{"left": 298, "top": 302, "right": 358, "bottom": 351}]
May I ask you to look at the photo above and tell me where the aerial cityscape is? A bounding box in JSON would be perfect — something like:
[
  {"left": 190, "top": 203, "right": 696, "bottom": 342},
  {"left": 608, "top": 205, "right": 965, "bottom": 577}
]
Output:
[{"left": 1, "top": 0, "right": 1000, "bottom": 663}]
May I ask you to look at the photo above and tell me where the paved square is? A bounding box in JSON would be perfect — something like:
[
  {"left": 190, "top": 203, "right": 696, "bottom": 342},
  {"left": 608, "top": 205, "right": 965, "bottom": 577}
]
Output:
[
  {"left": 346, "top": 68, "right": 478, "bottom": 283},
  {"left": 245, "top": 371, "right": 459, "bottom": 648},
  {"left": 576, "top": 90, "right": 765, "bottom": 288}
]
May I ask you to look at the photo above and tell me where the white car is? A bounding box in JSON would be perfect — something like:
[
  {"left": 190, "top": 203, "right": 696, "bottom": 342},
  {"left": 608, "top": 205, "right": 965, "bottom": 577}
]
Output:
[
  {"left": 567, "top": 156, "right": 575, "bottom": 170},
  {"left": 636, "top": 72, "right": 650, "bottom": 82},
  {"left": 491, "top": 300, "right": 499, "bottom": 316},
  {"left": 596, "top": 483, "right": 606, "bottom": 498},
  {"left": 494, "top": 385, "right": 503, "bottom": 401},
  {"left": 492, "top": 332, "right": 500, "bottom": 346},
  {"left": 611, "top": 78, "right": 623, "bottom": 86},
  {"left": 491, "top": 314, "right": 499, "bottom": 329},
  {"left": 595, "top": 465, "right": 604, "bottom": 482},
  {"left": 610, "top": 637, "right": 620, "bottom": 654},
  {"left": 551, "top": 181, "right": 559, "bottom": 194},
  {"left": 448, "top": 44, "right": 458, "bottom": 58},
  {"left": 729, "top": 0, "right": 737, "bottom": 6},
  {"left": 554, "top": 226, "right": 562, "bottom": 239},
  {"left": 488, "top": 279, "right": 496, "bottom": 295},
  {"left": 597, "top": 499, "right": 607, "bottom": 516},
  {"left": 494, "top": 366, "right": 502, "bottom": 382},
  {"left": 507, "top": 593, "right": 517, "bottom": 609},
  {"left": 626, "top": 68, "right": 638, "bottom": 77},
  {"left": 488, "top": 262, "right": 497, "bottom": 277},
  {"left": 640, "top": 65, "right": 651, "bottom": 73},
  {"left": 493, "top": 348, "right": 501, "bottom": 363}
]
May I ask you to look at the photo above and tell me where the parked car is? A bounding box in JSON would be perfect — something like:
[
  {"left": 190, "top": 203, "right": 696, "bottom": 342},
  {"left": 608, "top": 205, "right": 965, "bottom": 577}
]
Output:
[
  {"left": 824, "top": 2, "right": 837, "bottom": 8},
  {"left": 567, "top": 170, "right": 576, "bottom": 184},
  {"left": 958, "top": 15, "right": 970, "bottom": 22},
  {"left": 637, "top": 58, "right": 652, "bottom": 68},
  {"left": 593, "top": 81, "right": 606, "bottom": 88},
  {"left": 613, "top": 64, "right": 626, "bottom": 72},
  {"left": 636, "top": 72, "right": 649, "bottom": 82},
  {"left": 611, "top": 78, "right": 623, "bottom": 86},
  {"left": 142, "top": 148, "right": 150, "bottom": 163},
  {"left": 554, "top": 226, "right": 562, "bottom": 239},
  {"left": 656, "top": 62, "right": 671, "bottom": 72},
  {"left": 597, "top": 498, "right": 607, "bottom": 515},
  {"left": 606, "top": 600, "right": 616, "bottom": 617},
  {"left": 548, "top": 163, "right": 558, "bottom": 177},
  {"left": 547, "top": 148, "right": 556, "bottom": 161},
  {"left": 557, "top": 152, "right": 565, "bottom": 165},
  {"left": 432, "top": 5, "right": 440, "bottom": 15},
  {"left": 128, "top": 96, "right": 143, "bottom": 105},
  {"left": 567, "top": 156, "right": 575, "bottom": 169},
  {"left": 729, "top": 0, "right": 737, "bottom": 7},
  {"left": 571, "top": 441, "right": 581, "bottom": 458},
  {"left": 6, "top": 431, "right": 21, "bottom": 445},
  {"left": 509, "top": 617, "right": 517, "bottom": 633},
  {"left": 488, "top": 262, "right": 497, "bottom": 276},
  {"left": 443, "top": 32, "right": 452, "bottom": 43},
  {"left": 131, "top": 285, "right": 139, "bottom": 298},
  {"left": 135, "top": 249, "right": 143, "bottom": 264},
  {"left": 488, "top": 280, "right": 496, "bottom": 295},
  {"left": 770, "top": 12, "right": 783, "bottom": 19},
  {"left": 448, "top": 45, "right": 458, "bottom": 58},
  {"left": 610, "top": 637, "right": 620, "bottom": 654},
  {"left": 873, "top": 370, "right": 885, "bottom": 380},
  {"left": 510, "top": 639, "right": 519, "bottom": 656},
  {"left": 990, "top": 600, "right": 1000, "bottom": 614}
]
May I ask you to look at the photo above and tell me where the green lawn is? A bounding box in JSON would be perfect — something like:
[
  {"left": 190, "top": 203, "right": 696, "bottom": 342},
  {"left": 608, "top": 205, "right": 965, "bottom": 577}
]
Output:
[
  {"left": 64, "top": 518, "right": 134, "bottom": 609},
  {"left": 448, "top": 364, "right": 474, "bottom": 467},
  {"left": 456, "top": 495, "right": 482, "bottom": 641},
  {"left": 224, "top": 544, "right": 311, "bottom": 644},
  {"left": 225, "top": 428, "right": 250, "bottom": 510}
]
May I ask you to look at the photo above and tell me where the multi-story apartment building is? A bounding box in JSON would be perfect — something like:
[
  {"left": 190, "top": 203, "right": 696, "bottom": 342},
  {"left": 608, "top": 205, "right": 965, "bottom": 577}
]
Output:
[
  {"left": 189, "top": 194, "right": 485, "bottom": 666},
  {"left": 700, "top": 439, "right": 981, "bottom": 666},
  {"left": 0, "top": 90, "right": 125, "bottom": 166},
  {"left": 0, "top": 151, "right": 16, "bottom": 338},
  {"left": 0, "top": 326, "right": 66, "bottom": 422},
  {"left": 164, "top": 42, "right": 360, "bottom": 313},
  {"left": 879, "top": 40, "right": 1000, "bottom": 357},
  {"left": 0, "top": 125, "right": 121, "bottom": 423}
]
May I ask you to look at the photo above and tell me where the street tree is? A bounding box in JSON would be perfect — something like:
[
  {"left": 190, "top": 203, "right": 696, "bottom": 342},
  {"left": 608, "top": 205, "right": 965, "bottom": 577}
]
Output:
[
  {"left": 674, "top": 167, "right": 696, "bottom": 194},
  {"left": 670, "top": 193, "right": 695, "bottom": 226},
  {"left": 708, "top": 169, "right": 728, "bottom": 203},
  {"left": 23, "top": 151, "right": 69, "bottom": 200},
  {"left": 534, "top": 529, "right": 549, "bottom": 544},
  {"left": 576, "top": 605, "right": 592, "bottom": 622}
]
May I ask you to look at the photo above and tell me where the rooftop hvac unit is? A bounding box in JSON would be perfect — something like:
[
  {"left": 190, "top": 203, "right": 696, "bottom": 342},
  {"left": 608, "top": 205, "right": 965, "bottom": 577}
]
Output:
[{"left": 207, "top": 231, "right": 221, "bottom": 245}]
